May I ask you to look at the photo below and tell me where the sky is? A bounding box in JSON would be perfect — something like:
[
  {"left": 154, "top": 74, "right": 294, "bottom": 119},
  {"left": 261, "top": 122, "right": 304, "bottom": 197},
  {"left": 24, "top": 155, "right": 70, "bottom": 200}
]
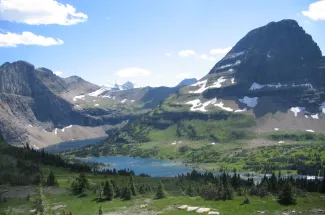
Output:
[{"left": 0, "top": 0, "right": 325, "bottom": 87}]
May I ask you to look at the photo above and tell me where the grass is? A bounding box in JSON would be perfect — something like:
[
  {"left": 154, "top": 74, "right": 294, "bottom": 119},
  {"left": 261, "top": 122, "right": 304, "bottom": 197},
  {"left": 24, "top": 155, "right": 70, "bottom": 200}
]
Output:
[{"left": 2, "top": 165, "right": 325, "bottom": 215}]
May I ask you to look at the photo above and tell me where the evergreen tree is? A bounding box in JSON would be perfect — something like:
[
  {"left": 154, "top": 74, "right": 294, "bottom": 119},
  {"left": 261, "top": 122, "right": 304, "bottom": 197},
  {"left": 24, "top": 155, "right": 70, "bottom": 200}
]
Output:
[
  {"left": 96, "top": 183, "right": 104, "bottom": 200},
  {"left": 98, "top": 205, "right": 103, "bottom": 215},
  {"left": 278, "top": 180, "right": 296, "bottom": 205},
  {"left": 103, "top": 180, "right": 114, "bottom": 200},
  {"left": 186, "top": 183, "right": 196, "bottom": 197},
  {"left": 71, "top": 173, "right": 89, "bottom": 195},
  {"left": 123, "top": 185, "right": 132, "bottom": 200},
  {"left": 32, "top": 185, "right": 47, "bottom": 215},
  {"left": 258, "top": 180, "right": 269, "bottom": 198},
  {"left": 129, "top": 176, "right": 137, "bottom": 196},
  {"left": 156, "top": 181, "right": 167, "bottom": 199},
  {"left": 270, "top": 172, "right": 279, "bottom": 193},
  {"left": 321, "top": 174, "right": 325, "bottom": 193},
  {"left": 46, "top": 170, "right": 56, "bottom": 186},
  {"left": 114, "top": 184, "right": 121, "bottom": 198}
]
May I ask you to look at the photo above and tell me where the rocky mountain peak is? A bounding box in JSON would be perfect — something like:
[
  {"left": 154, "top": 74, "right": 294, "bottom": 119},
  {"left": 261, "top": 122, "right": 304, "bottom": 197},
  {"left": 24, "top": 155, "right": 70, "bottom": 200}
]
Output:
[{"left": 209, "top": 19, "right": 323, "bottom": 84}]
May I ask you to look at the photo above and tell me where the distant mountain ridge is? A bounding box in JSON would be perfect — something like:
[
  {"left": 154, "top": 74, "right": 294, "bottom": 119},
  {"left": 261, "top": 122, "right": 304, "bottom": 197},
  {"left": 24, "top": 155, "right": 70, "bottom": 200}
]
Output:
[{"left": 0, "top": 61, "right": 196, "bottom": 147}]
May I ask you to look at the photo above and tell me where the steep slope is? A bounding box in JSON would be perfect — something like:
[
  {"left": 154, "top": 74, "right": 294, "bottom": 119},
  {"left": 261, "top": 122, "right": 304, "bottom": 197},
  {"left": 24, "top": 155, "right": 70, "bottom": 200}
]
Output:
[
  {"left": 0, "top": 62, "right": 115, "bottom": 147},
  {"left": 74, "top": 19, "right": 325, "bottom": 158},
  {"left": 0, "top": 62, "right": 195, "bottom": 147}
]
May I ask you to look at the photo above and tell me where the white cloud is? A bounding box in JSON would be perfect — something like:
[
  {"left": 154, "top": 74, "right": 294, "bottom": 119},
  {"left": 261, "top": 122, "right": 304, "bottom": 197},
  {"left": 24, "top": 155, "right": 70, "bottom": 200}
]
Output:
[
  {"left": 197, "top": 54, "right": 217, "bottom": 61},
  {"left": 0, "top": 31, "right": 64, "bottom": 47},
  {"left": 198, "top": 54, "right": 208, "bottom": 60},
  {"left": 208, "top": 56, "right": 217, "bottom": 61},
  {"left": 0, "top": 0, "right": 88, "bottom": 25},
  {"left": 54, "top": 71, "right": 63, "bottom": 76},
  {"left": 116, "top": 67, "right": 152, "bottom": 78},
  {"left": 179, "top": 50, "right": 196, "bottom": 57},
  {"left": 302, "top": 0, "right": 325, "bottom": 21},
  {"left": 210, "top": 47, "right": 232, "bottom": 55},
  {"left": 165, "top": 52, "right": 172, "bottom": 57}
]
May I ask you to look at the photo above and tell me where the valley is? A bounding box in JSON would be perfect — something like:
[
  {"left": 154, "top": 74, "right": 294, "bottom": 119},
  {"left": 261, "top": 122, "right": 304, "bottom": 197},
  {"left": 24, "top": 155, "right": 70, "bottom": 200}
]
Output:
[{"left": 1, "top": 4, "right": 325, "bottom": 213}]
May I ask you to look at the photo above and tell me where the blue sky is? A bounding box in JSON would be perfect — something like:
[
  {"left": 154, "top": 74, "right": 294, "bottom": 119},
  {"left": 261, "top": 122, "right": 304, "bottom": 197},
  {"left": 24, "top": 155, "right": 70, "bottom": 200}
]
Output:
[{"left": 1, "top": 0, "right": 325, "bottom": 87}]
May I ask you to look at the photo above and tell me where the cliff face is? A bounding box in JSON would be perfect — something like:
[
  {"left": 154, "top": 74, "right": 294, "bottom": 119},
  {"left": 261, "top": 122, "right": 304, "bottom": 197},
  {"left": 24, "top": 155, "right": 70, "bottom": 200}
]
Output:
[{"left": 0, "top": 61, "right": 107, "bottom": 146}]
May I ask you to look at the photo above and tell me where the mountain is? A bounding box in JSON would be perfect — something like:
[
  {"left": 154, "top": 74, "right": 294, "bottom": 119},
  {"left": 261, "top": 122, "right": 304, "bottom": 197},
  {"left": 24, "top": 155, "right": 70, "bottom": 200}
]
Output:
[
  {"left": 73, "top": 19, "right": 325, "bottom": 158},
  {"left": 0, "top": 62, "right": 195, "bottom": 147},
  {"left": 176, "top": 78, "right": 197, "bottom": 88}
]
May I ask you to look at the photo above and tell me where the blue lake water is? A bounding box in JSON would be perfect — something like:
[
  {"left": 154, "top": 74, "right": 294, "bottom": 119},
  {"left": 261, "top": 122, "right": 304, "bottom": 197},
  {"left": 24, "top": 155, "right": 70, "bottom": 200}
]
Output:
[
  {"left": 84, "top": 156, "right": 194, "bottom": 177},
  {"left": 84, "top": 156, "right": 324, "bottom": 180}
]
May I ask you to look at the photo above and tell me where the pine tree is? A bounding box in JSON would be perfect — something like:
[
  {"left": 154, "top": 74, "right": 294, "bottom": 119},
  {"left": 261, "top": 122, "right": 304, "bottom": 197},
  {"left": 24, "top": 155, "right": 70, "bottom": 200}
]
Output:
[
  {"left": 278, "top": 180, "right": 296, "bottom": 205},
  {"left": 186, "top": 183, "right": 195, "bottom": 197},
  {"left": 123, "top": 185, "right": 132, "bottom": 200},
  {"left": 96, "top": 183, "right": 104, "bottom": 200},
  {"left": 156, "top": 181, "right": 167, "bottom": 199},
  {"left": 103, "top": 180, "right": 114, "bottom": 200},
  {"left": 46, "top": 170, "right": 56, "bottom": 186},
  {"left": 98, "top": 205, "right": 103, "bottom": 215},
  {"left": 32, "top": 184, "right": 47, "bottom": 215},
  {"left": 114, "top": 184, "right": 121, "bottom": 198},
  {"left": 129, "top": 176, "right": 137, "bottom": 196},
  {"left": 71, "top": 173, "right": 89, "bottom": 195},
  {"left": 320, "top": 174, "right": 325, "bottom": 193}
]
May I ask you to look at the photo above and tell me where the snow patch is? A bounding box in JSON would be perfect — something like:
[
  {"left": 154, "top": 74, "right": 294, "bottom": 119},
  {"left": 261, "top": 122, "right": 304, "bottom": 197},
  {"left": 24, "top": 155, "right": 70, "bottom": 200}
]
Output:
[
  {"left": 121, "top": 99, "right": 127, "bottom": 103},
  {"left": 189, "top": 77, "right": 226, "bottom": 94},
  {"left": 249, "top": 82, "right": 265, "bottom": 90},
  {"left": 249, "top": 82, "right": 312, "bottom": 91},
  {"left": 102, "top": 95, "right": 111, "bottom": 98},
  {"left": 274, "top": 128, "right": 279, "bottom": 131},
  {"left": 234, "top": 108, "right": 247, "bottom": 113},
  {"left": 54, "top": 128, "right": 58, "bottom": 135},
  {"left": 311, "top": 113, "right": 319, "bottom": 119},
  {"left": 171, "top": 141, "right": 177, "bottom": 145},
  {"left": 214, "top": 101, "right": 233, "bottom": 112},
  {"left": 186, "top": 99, "right": 212, "bottom": 112},
  {"left": 94, "top": 104, "right": 99, "bottom": 107},
  {"left": 73, "top": 95, "right": 85, "bottom": 101},
  {"left": 305, "top": 115, "right": 309, "bottom": 119},
  {"left": 292, "top": 83, "right": 313, "bottom": 88},
  {"left": 28, "top": 124, "right": 33, "bottom": 127},
  {"left": 278, "top": 141, "right": 285, "bottom": 144},
  {"left": 88, "top": 87, "right": 107, "bottom": 97},
  {"left": 290, "top": 107, "right": 305, "bottom": 117},
  {"left": 219, "top": 60, "right": 241, "bottom": 70},
  {"left": 33, "top": 145, "right": 39, "bottom": 150},
  {"left": 130, "top": 100, "right": 135, "bottom": 103},
  {"left": 231, "top": 51, "right": 244, "bottom": 58},
  {"left": 239, "top": 96, "right": 258, "bottom": 108},
  {"left": 306, "top": 129, "right": 315, "bottom": 133},
  {"left": 93, "top": 100, "right": 96, "bottom": 102},
  {"left": 231, "top": 78, "right": 235, "bottom": 84},
  {"left": 62, "top": 125, "right": 73, "bottom": 132},
  {"left": 191, "top": 80, "right": 206, "bottom": 87},
  {"left": 208, "top": 212, "right": 220, "bottom": 215}
]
